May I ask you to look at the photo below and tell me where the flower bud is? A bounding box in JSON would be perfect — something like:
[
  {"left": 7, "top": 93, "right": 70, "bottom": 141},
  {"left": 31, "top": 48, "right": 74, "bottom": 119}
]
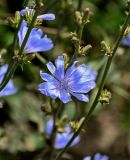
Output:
[
  {"left": 7, "top": 11, "right": 20, "bottom": 28},
  {"left": 69, "top": 32, "right": 79, "bottom": 44},
  {"left": 41, "top": 104, "right": 51, "bottom": 114},
  {"left": 101, "top": 41, "right": 112, "bottom": 56},
  {"left": 75, "top": 11, "right": 82, "bottom": 25},
  {"left": 79, "top": 44, "right": 92, "bottom": 56},
  {"left": 69, "top": 117, "right": 85, "bottom": 132},
  {"left": 124, "top": 26, "right": 130, "bottom": 37},
  {"left": 82, "top": 8, "right": 90, "bottom": 24},
  {"left": 99, "top": 89, "right": 111, "bottom": 104}
]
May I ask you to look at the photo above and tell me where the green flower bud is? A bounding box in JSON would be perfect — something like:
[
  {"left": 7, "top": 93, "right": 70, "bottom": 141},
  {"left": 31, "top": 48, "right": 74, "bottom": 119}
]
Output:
[
  {"left": 75, "top": 11, "right": 82, "bottom": 25},
  {"left": 124, "top": 26, "right": 130, "bottom": 37},
  {"left": 69, "top": 117, "right": 85, "bottom": 132},
  {"left": 101, "top": 41, "right": 112, "bottom": 56},
  {"left": 99, "top": 89, "right": 112, "bottom": 104},
  {"left": 79, "top": 44, "right": 92, "bottom": 56},
  {"left": 41, "top": 104, "right": 52, "bottom": 114},
  {"left": 8, "top": 11, "right": 21, "bottom": 28}
]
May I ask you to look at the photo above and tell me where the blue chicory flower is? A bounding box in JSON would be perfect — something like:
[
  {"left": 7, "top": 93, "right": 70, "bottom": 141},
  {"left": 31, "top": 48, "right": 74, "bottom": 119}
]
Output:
[
  {"left": 20, "top": 7, "right": 55, "bottom": 21},
  {"left": 18, "top": 21, "right": 53, "bottom": 53},
  {"left": 45, "top": 119, "right": 80, "bottom": 149},
  {"left": 39, "top": 56, "right": 97, "bottom": 103},
  {"left": 121, "top": 34, "right": 130, "bottom": 46},
  {"left": 0, "top": 65, "right": 17, "bottom": 97},
  {"left": 83, "top": 153, "right": 109, "bottom": 160}
]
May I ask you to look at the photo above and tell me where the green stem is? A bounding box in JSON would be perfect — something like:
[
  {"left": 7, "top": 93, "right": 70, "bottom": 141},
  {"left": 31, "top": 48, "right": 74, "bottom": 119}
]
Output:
[
  {"left": 12, "top": 0, "right": 30, "bottom": 52},
  {"left": 0, "top": 5, "right": 39, "bottom": 91},
  {"left": 77, "top": 0, "right": 83, "bottom": 11},
  {"left": 23, "top": 0, "right": 30, "bottom": 7},
  {"left": 19, "top": 9, "right": 39, "bottom": 55},
  {"left": 69, "top": 25, "right": 84, "bottom": 66},
  {"left": 55, "top": 10, "right": 130, "bottom": 160},
  {"left": 0, "top": 61, "right": 18, "bottom": 91},
  {"left": 35, "top": 54, "right": 47, "bottom": 64},
  {"left": 44, "top": 0, "right": 60, "bottom": 12},
  {"left": 48, "top": 113, "right": 57, "bottom": 160}
]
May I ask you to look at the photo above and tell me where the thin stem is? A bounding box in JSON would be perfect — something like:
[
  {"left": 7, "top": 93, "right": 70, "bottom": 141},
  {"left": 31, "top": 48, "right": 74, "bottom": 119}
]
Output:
[
  {"left": 55, "top": 10, "right": 130, "bottom": 160},
  {"left": 48, "top": 101, "right": 62, "bottom": 160},
  {"left": 35, "top": 54, "right": 47, "bottom": 64},
  {"left": 44, "top": 0, "right": 61, "bottom": 12},
  {"left": 13, "top": 0, "right": 29, "bottom": 51},
  {"left": 0, "top": 3, "right": 40, "bottom": 91},
  {"left": 0, "top": 61, "right": 18, "bottom": 91},
  {"left": 69, "top": 25, "right": 84, "bottom": 66},
  {"left": 77, "top": 0, "right": 83, "bottom": 11},
  {"left": 69, "top": 1, "right": 84, "bottom": 65},
  {"left": 2, "top": 17, "right": 24, "bottom": 89},
  {"left": 48, "top": 113, "right": 57, "bottom": 160},
  {"left": 11, "top": 17, "right": 23, "bottom": 58},
  {"left": 23, "top": 0, "right": 30, "bottom": 7},
  {"left": 19, "top": 9, "right": 39, "bottom": 55}
]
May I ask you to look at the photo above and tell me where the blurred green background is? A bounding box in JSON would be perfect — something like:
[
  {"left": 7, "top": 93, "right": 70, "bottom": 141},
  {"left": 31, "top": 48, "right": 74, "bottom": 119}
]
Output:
[{"left": 0, "top": 0, "right": 130, "bottom": 159}]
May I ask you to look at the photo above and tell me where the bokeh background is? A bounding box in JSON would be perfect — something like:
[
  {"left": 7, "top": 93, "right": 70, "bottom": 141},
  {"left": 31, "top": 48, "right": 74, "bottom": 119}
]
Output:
[{"left": 0, "top": 0, "right": 130, "bottom": 159}]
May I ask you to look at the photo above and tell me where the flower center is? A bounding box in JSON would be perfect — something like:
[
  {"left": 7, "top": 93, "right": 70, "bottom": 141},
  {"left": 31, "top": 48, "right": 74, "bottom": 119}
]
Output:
[{"left": 60, "top": 80, "right": 68, "bottom": 90}]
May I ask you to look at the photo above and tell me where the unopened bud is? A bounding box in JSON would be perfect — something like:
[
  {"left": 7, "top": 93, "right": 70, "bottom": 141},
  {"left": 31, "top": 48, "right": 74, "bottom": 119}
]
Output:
[
  {"left": 101, "top": 41, "right": 112, "bottom": 56},
  {"left": 79, "top": 44, "right": 92, "bottom": 56},
  {"left": 128, "top": 0, "right": 130, "bottom": 7},
  {"left": 56, "top": 116, "right": 68, "bottom": 128},
  {"left": 99, "top": 89, "right": 111, "bottom": 104},
  {"left": 82, "top": 8, "right": 90, "bottom": 24},
  {"left": 69, "top": 32, "right": 79, "bottom": 44},
  {"left": 69, "top": 117, "right": 85, "bottom": 132},
  {"left": 75, "top": 11, "right": 82, "bottom": 25},
  {"left": 7, "top": 11, "right": 20, "bottom": 28},
  {"left": 0, "top": 102, "right": 3, "bottom": 109},
  {"left": 124, "top": 26, "right": 130, "bottom": 37},
  {"left": 41, "top": 104, "right": 51, "bottom": 114}
]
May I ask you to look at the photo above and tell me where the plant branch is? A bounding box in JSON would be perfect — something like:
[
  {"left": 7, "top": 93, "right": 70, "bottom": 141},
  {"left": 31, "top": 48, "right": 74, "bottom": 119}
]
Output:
[
  {"left": 55, "top": 9, "right": 130, "bottom": 160},
  {"left": 0, "top": 3, "right": 39, "bottom": 91}
]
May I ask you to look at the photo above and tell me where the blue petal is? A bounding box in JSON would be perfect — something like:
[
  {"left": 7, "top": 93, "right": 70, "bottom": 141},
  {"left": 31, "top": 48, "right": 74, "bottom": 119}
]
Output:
[
  {"left": 66, "top": 64, "right": 95, "bottom": 82},
  {"left": 0, "top": 64, "right": 8, "bottom": 75},
  {"left": 65, "top": 61, "right": 78, "bottom": 78},
  {"left": 39, "top": 82, "right": 57, "bottom": 90},
  {"left": 45, "top": 119, "right": 80, "bottom": 149},
  {"left": 71, "top": 92, "right": 89, "bottom": 102},
  {"left": 20, "top": 7, "right": 34, "bottom": 16},
  {"left": 25, "top": 34, "right": 53, "bottom": 53},
  {"left": 94, "top": 153, "right": 109, "bottom": 160},
  {"left": 47, "top": 56, "right": 65, "bottom": 80},
  {"left": 65, "top": 64, "right": 86, "bottom": 80},
  {"left": 30, "top": 28, "right": 43, "bottom": 38},
  {"left": 0, "top": 79, "right": 17, "bottom": 97},
  {"left": 40, "top": 89, "right": 58, "bottom": 99},
  {"left": 69, "top": 81, "right": 96, "bottom": 93},
  {"left": 54, "top": 56, "right": 65, "bottom": 81},
  {"left": 37, "top": 14, "right": 55, "bottom": 20},
  {"left": 20, "top": 7, "right": 55, "bottom": 21},
  {"left": 121, "top": 34, "right": 130, "bottom": 46},
  {"left": 83, "top": 156, "right": 91, "bottom": 160},
  {"left": 40, "top": 72, "right": 56, "bottom": 82},
  {"left": 58, "top": 89, "right": 72, "bottom": 103},
  {"left": 45, "top": 119, "right": 53, "bottom": 136},
  {"left": 66, "top": 64, "right": 97, "bottom": 93},
  {"left": 18, "top": 22, "right": 53, "bottom": 53},
  {"left": 0, "top": 65, "right": 17, "bottom": 97},
  {"left": 38, "top": 82, "right": 59, "bottom": 99},
  {"left": 18, "top": 21, "right": 28, "bottom": 47},
  {"left": 47, "top": 62, "right": 56, "bottom": 75},
  {"left": 55, "top": 127, "right": 80, "bottom": 149}
]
